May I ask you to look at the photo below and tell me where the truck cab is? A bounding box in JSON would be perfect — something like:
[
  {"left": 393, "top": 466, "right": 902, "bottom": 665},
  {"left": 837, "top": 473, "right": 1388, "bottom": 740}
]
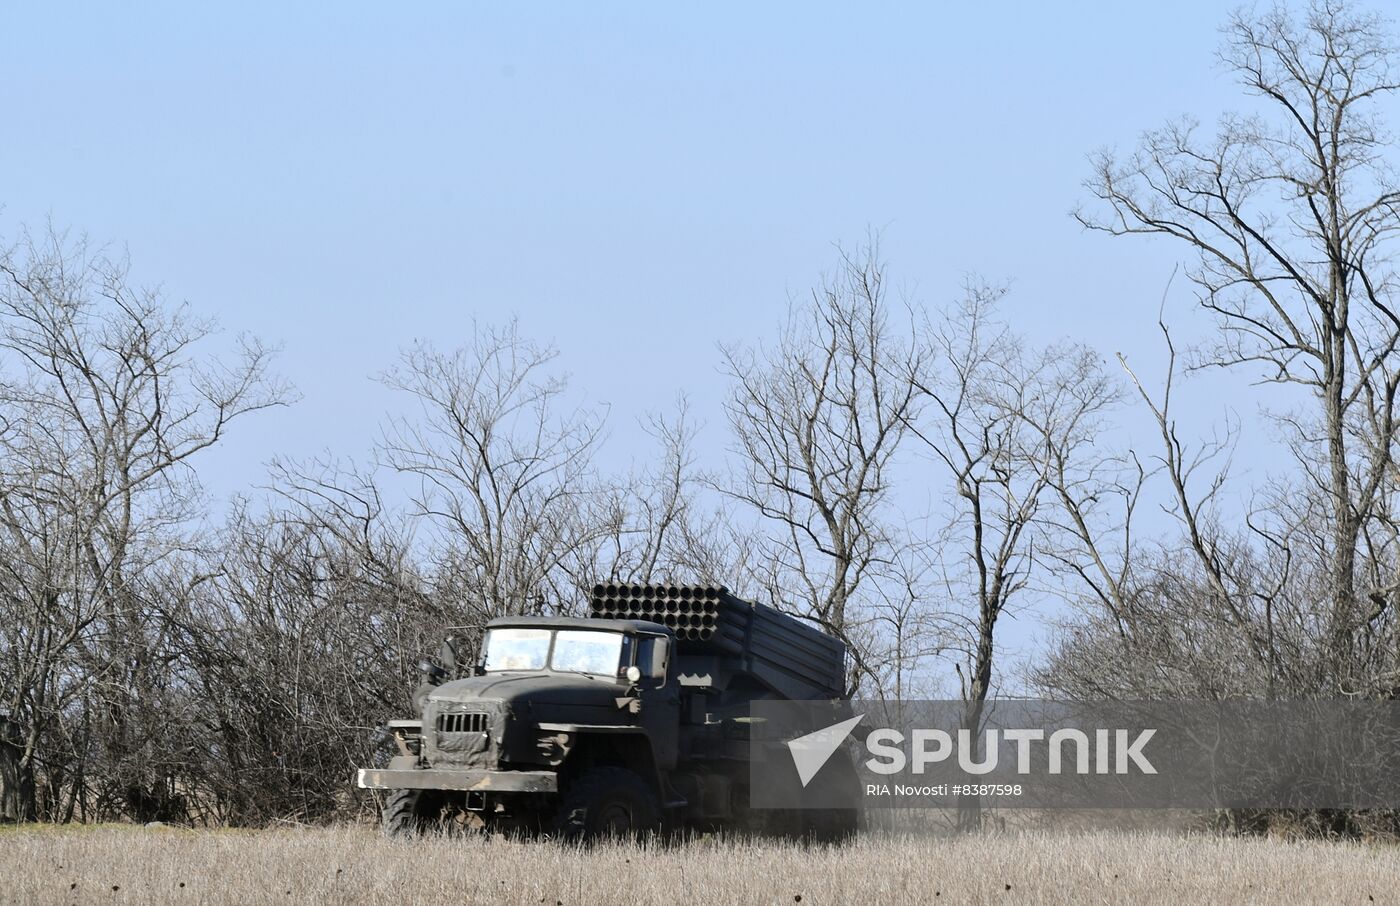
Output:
[{"left": 358, "top": 616, "right": 678, "bottom": 837}]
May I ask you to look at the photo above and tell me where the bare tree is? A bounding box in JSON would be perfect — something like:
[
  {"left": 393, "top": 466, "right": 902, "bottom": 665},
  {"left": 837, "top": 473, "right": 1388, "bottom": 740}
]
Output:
[
  {"left": 1038, "top": 313, "right": 1340, "bottom": 704},
  {"left": 1077, "top": 0, "right": 1400, "bottom": 692},
  {"left": 908, "top": 283, "right": 1117, "bottom": 830},
  {"left": 864, "top": 541, "right": 946, "bottom": 700},
  {"left": 719, "top": 240, "right": 928, "bottom": 691},
  {"left": 0, "top": 226, "right": 288, "bottom": 820},
  {"left": 172, "top": 460, "right": 434, "bottom": 825},
  {"left": 378, "top": 319, "right": 605, "bottom": 627},
  {"left": 583, "top": 396, "right": 758, "bottom": 590}
]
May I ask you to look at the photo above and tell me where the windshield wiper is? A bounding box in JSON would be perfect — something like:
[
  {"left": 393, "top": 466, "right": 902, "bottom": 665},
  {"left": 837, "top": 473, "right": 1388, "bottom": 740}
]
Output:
[{"left": 556, "top": 669, "right": 622, "bottom": 682}]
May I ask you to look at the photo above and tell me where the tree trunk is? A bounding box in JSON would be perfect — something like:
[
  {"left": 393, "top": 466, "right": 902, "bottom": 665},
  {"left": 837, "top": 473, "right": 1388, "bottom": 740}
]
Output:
[
  {"left": 956, "top": 610, "right": 996, "bottom": 833},
  {"left": 1324, "top": 325, "right": 1360, "bottom": 690},
  {"left": 0, "top": 716, "right": 35, "bottom": 822}
]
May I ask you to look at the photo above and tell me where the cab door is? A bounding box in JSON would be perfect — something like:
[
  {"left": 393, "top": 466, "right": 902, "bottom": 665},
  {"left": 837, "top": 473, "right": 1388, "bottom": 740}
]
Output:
[{"left": 635, "top": 633, "right": 680, "bottom": 770}]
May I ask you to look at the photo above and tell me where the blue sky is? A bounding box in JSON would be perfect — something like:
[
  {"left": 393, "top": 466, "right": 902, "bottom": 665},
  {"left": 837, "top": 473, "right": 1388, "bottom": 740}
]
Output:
[{"left": 2, "top": 2, "right": 1306, "bottom": 675}]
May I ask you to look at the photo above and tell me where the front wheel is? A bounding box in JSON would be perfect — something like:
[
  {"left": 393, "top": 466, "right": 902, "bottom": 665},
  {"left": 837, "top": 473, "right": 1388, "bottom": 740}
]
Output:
[
  {"left": 553, "top": 767, "right": 660, "bottom": 841},
  {"left": 381, "top": 788, "right": 446, "bottom": 838}
]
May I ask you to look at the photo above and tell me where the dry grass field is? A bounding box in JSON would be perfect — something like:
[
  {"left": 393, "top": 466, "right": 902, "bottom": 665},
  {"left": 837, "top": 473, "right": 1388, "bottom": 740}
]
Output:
[{"left": 1, "top": 824, "right": 1398, "bottom": 905}]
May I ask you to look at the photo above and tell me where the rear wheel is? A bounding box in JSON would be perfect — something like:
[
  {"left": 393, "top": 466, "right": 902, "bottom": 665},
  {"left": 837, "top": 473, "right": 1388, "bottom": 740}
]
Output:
[
  {"left": 381, "top": 788, "right": 446, "bottom": 838},
  {"left": 553, "top": 767, "right": 660, "bottom": 841}
]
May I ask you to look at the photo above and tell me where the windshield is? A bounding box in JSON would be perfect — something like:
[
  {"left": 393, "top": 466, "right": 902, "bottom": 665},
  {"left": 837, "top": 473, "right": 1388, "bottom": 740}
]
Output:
[
  {"left": 551, "top": 630, "right": 625, "bottom": 675},
  {"left": 480, "top": 627, "right": 626, "bottom": 676},
  {"left": 482, "top": 628, "right": 549, "bottom": 671}
]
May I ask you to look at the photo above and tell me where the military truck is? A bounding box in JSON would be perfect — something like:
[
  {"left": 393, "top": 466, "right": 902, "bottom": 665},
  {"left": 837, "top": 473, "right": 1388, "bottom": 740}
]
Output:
[{"left": 355, "top": 583, "right": 860, "bottom": 840}]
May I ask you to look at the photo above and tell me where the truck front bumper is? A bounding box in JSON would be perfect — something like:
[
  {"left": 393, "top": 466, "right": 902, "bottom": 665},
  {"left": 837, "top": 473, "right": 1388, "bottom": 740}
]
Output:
[{"left": 356, "top": 767, "right": 557, "bottom": 794}]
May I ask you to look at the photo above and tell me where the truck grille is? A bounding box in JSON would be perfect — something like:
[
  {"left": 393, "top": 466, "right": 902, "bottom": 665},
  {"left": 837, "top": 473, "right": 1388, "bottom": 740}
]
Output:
[
  {"left": 426, "top": 704, "right": 496, "bottom": 766},
  {"left": 437, "top": 711, "right": 489, "bottom": 734}
]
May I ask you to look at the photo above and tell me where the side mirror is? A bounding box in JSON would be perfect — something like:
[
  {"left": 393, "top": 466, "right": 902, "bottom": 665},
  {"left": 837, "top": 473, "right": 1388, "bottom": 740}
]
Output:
[
  {"left": 438, "top": 637, "right": 459, "bottom": 675},
  {"left": 418, "top": 658, "right": 447, "bottom": 684}
]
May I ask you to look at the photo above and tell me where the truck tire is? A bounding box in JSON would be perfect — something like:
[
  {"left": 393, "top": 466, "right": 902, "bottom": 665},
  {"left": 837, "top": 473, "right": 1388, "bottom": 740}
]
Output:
[
  {"left": 554, "top": 767, "right": 660, "bottom": 841},
  {"left": 381, "top": 788, "right": 444, "bottom": 838}
]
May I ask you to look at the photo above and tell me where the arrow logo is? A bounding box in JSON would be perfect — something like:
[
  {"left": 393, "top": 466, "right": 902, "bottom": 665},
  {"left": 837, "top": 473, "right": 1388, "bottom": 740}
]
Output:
[{"left": 786, "top": 714, "right": 864, "bottom": 787}]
